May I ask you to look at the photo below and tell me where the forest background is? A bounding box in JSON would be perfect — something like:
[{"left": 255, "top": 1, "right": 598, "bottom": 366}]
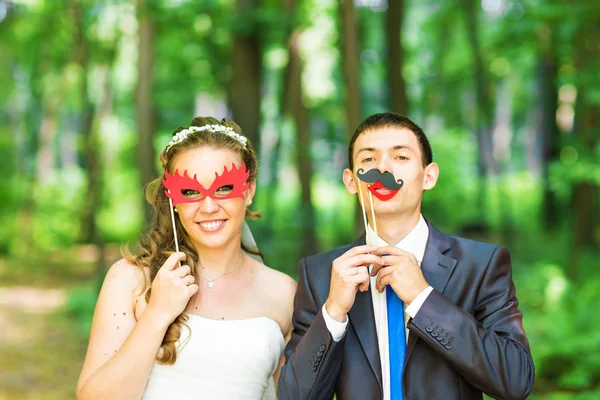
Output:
[{"left": 0, "top": 0, "right": 598, "bottom": 398}]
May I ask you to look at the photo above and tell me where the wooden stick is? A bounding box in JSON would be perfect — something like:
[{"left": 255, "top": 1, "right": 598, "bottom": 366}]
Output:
[
  {"left": 368, "top": 188, "right": 378, "bottom": 238},
  {"left": 168, "top": 197, "right": 182, "bottom": 266},
  {"left": 357, "top": 184, "right": 370, "bottom": 245}
]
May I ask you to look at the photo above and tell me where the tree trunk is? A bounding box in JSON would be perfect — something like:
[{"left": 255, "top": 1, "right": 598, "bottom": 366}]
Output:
[
  {"left": 568, "top": 21, "right": 600, "bottom": 280},
  {"left": 136, "top": 0, "right": 156, "bottom": 228},
  {"left": 231, "top": 0, "right": 262, "bottom": 155},
  {"left": 73, "top": 0, "right": 99, "bottom": 245},
  {"left": 385, "top": 0, "right": 408, "bottom": 116},
  {"left": 36, "top": 105, "right": 58, "bottom": 184},
  {"left": 285, "top": 14, "right": 317, "bottom": 257},
  {"left": 15, "top": 57, "right": 43, "bottom": 256},
  {"left": 462, "top": 0, "right": 495, "bottom": 230},
  {"left": 339, "top": 0, "right": 363, "bottom": 236},
  {"left": 571, "top": 96, "right": 599, "bottom": 251},
  {"left": 536, "top": 25, "right": 561, "bottom": 230},
  {"left": 72, "top": 0, "right": 106, "bottom": 281},
  {"left": 493, "top": 79, "right": 517, "bottom": 246}
]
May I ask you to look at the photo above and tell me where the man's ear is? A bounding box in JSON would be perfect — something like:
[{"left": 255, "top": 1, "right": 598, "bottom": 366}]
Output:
[
  {"left": 343, "top": 168, "right": 358, "bottom": 195},
  {"left": 423, "top": 162, "right": 439, "bottom": 191}
]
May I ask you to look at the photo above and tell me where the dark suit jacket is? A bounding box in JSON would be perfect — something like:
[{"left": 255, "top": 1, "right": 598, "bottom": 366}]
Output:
[{"left": 277, "top": 219, "right": 534, "bottom": 400}]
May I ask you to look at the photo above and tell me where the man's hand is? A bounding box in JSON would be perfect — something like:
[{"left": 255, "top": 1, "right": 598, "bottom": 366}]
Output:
[
  {"left": 325, "top": 245, "right": 384, "bottom": 322},
  {"left": 371, "top": 246, "right": 429, "bottom": 305}
]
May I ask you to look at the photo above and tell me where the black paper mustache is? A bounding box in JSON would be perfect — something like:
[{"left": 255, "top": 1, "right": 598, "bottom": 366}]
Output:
[{"left": 356, "top": 168, "right": 404, "bottom": 190}]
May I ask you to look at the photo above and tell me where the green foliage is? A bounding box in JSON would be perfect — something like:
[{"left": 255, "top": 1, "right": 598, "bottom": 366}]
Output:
[
  {"left": 0, "top": 128, "right": 19, "bottom": 254},
  {"left": 66, "top": 279, "right": 101, "bottom": 338},
  {"left": 30, "top": 168, "right": 87, "bottom": 252},
  {"left": 251, "top": 178, "right": 354, "bottom": 278},
  {"left": 1, "top": 0, "right": 599, "bottom": 397},
  {"left": 421, "top": 128, "right": 478, "bottom": 231},
  {"left": 549, "top": 145, "right": 600, "bottom": 197},
  {"left": 519, "top": 260, "right": 600, "bottom": 394}
]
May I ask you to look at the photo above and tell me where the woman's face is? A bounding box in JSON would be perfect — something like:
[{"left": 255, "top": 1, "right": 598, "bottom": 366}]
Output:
[{"left": 168, "top": 146, "right": 255, "bottom": 252}]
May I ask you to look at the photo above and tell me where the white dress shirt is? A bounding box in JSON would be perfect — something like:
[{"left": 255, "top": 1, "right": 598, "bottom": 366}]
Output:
[{"left": 322, "top": 214, "right": 434, "bottom": 400}]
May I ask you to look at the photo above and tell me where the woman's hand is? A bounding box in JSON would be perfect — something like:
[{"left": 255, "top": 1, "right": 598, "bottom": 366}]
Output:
[{"left": 146, "top": 252, "right": 198, "bottom": 326}]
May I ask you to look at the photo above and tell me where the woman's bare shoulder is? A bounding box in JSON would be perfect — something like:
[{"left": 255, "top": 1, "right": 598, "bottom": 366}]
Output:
[
  {"left": 104, "top": 259, "right": 150, "bottom": 296},
  {"left": 254, "top": 260, "right": 297, "bottom": 298},
  {"left": 104, "top": 258, "right": 152, "bottom": 318}
]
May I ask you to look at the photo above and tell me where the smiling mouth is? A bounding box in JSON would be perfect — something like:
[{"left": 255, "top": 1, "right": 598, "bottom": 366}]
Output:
[
  {"left": 367, "top": 181, "right": 399, "bottom": 201},
  {"left": 197, "top": 220, "right": 226, "bottom": 232}
]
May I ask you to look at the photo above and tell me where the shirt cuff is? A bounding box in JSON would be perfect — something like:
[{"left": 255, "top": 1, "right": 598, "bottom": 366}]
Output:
[
  {"left": 322, "top": 304, "right": 349, "bottom": 342},
  {"left": 405, "top": 286, "right": 434, "bottom": 318}
]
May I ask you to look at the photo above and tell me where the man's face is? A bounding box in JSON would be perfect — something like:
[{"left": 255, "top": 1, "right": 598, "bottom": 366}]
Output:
[{"left": 343, "top": 127, "right": 438, "bottom": 219}]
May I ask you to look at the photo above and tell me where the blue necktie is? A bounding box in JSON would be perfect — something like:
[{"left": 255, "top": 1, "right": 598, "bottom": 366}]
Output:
[{"left": 386, "top": 285, "right": 406, "bottom": 400}]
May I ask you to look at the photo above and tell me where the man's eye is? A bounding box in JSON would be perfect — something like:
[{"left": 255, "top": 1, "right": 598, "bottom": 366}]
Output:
[
  {"left": 396, "top": 155, "right": 408, "bottom": 161},
  {"left": 362, "top": 157, "right": 375, "bottom": 163}
]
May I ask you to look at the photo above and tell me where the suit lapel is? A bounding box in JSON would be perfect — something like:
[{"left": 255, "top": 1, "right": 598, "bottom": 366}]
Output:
[
  {"left": 347, "top": 234, "right": 383, "bottom": 394},
  {"left": 345, "top": 222, "right": 457, "bottom": 389},
  {"left": 405, "top": 219, "right": 457, "bottom": 365}
]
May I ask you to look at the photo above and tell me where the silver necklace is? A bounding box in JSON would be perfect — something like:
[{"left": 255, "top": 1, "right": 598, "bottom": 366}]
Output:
[{"left": 198, "top": 253, "right": 243, "bottom": 289}]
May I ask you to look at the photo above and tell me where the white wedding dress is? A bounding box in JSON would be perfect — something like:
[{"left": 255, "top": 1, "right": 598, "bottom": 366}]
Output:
[{"left": 142, "top": 314, "right": 284, "bottom": 400}]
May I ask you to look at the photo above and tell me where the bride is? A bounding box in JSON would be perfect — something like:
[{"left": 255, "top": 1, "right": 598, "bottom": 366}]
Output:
[{"left": 76, "top": 117, "right": 297, "bottom": 399}]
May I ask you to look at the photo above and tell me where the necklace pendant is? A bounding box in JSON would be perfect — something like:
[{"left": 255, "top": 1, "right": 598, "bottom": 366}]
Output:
[{"left": 207, "top": 280, "right": 214, "bottom": 289}]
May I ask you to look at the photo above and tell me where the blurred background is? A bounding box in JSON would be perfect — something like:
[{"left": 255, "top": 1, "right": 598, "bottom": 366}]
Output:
[{"left": 0, "top": 0, "right": 598, "bottom": 398}]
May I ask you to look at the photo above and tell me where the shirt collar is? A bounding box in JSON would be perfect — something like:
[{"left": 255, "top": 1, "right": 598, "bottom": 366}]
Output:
[{"left": 366, "top": 214, "right": 429, "bottom": 263}]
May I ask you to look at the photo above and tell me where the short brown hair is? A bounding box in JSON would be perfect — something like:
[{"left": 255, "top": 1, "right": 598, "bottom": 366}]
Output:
[{"left": 348, "top": 112, "right": 433, "bottom": 170}]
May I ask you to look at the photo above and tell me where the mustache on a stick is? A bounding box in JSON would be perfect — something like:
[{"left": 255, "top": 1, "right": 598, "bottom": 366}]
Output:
[{"left": 356, "top": 168, "right": 404, "bottom": 190}]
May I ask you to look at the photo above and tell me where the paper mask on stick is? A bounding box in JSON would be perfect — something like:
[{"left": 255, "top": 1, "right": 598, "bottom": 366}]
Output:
[
  {"left": 356, "top": 168, "right": 404, "bottom": 201},
  {"left": 355, "top": 168, "right": 404, "bottom": 244},
  {"left": 162, "top": 163, "right": 250, "bottom": 206}
]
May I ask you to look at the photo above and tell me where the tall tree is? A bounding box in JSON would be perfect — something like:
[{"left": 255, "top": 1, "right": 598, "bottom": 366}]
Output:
[
  {"left": 36, "top": 99, "right": 59, "bottom": 184},
  {"left": 11, "top": 3, "right": 53, "bottom": 255},
  {"left": 569, "top": 20, "right": 599, "bottom": 279},
  {"left": 231, "top": 0, "right": 262, "bottom": 154},
  {"left": 385, "top": 0, "right": 408, "bottom": 115},
  {"left": 462, "top": 0, "right": 495, "bottom": 171},
  {"left": 339, "top": 0, "right": 363, "bottom": 235},
  {"left": 283, "top": 0, "right": 317, "bottom": 257},
  {"left": 461, "top": 0, "right": 496, "bottom": 231},
  {"left": 136, "top": 0, "right": 156, "bottom": 227},
  {"left": 74, "top": 0, "right": 101, "bottom": 246},
  {"left": 536, "top": 25, "right": 561, "bottom": 230}
]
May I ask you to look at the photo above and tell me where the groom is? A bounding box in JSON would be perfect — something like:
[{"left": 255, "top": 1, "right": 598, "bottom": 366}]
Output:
[{"left": 277, "top": 113, "right": 534, "bottom": 400}]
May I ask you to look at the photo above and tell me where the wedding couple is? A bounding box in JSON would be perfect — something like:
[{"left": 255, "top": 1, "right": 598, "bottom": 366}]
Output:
[{"left": 76, "top": 113, "right": 534, "bottom": 400}]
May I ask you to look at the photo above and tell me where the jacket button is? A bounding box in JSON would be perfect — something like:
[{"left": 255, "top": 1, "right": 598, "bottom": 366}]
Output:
[
  {"left": 431, "top": 330, "right": 438, "bottom": 338},
  {"left": 317, "top": 351, "right": 324, "bottom": 356},
  {"left": 311, "top": 365, "right": 317, "bottom": 371},
  {"left": 441, "top": 338, "right": 448, "bottom": 345},
  {"left": 319, "top": 344, "right": 326, "bottom": 351},
  {"left": 445, "top": 344, "right": 453, "bottom": 350},
  {"left": 425, "top": 325, "right": 433, "bottom": 333},
  {"left": 316, "top": 355, "right": 322, "bottom": 361}
]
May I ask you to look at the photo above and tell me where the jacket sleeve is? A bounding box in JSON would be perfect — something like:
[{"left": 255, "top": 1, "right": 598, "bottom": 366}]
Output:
[
  {"left": 276, "top": 258, "right": 345, "bottom": 400},
  {"left": 408, "top": 246, "right": 535, "bottom": 400}
]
